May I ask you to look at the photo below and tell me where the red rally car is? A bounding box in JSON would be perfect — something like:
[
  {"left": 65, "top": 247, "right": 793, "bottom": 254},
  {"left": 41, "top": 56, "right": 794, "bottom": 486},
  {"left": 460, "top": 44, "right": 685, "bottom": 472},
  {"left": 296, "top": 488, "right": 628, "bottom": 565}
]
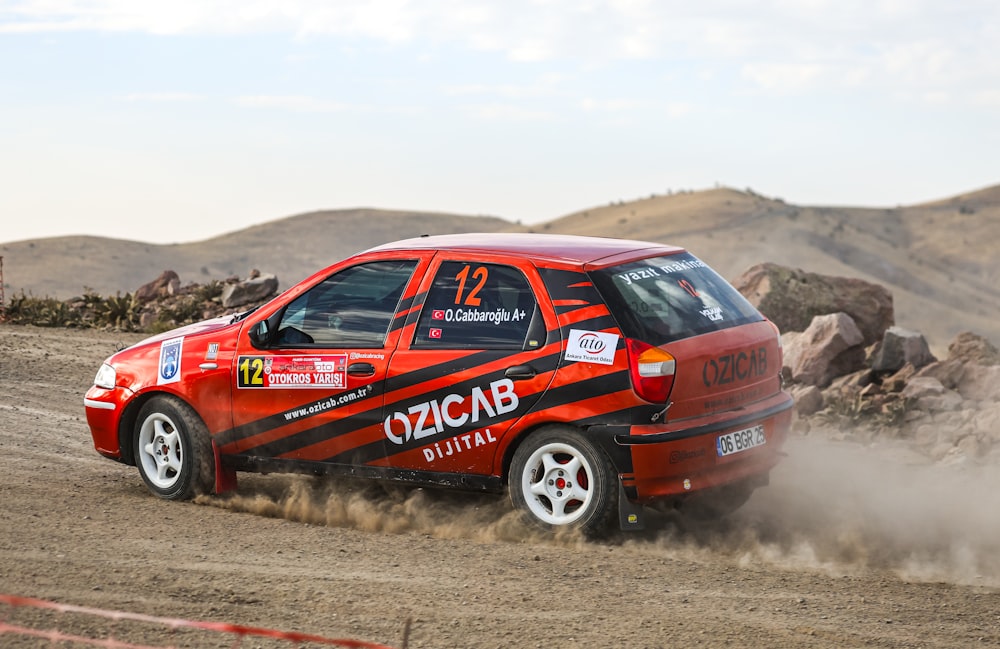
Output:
[{"left": 84, "top": 233, "right": 793, "bottom": 533}]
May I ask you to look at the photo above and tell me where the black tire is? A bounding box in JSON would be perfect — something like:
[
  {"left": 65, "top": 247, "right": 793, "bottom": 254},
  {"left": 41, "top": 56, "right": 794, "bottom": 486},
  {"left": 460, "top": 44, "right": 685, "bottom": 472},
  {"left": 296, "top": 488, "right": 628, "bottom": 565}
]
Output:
[
  {"left": 133, "top": 395, "right": 215, "bottom": 500},
  {"left": 508, "top": 426, "right": 616, "bottom": 534}
]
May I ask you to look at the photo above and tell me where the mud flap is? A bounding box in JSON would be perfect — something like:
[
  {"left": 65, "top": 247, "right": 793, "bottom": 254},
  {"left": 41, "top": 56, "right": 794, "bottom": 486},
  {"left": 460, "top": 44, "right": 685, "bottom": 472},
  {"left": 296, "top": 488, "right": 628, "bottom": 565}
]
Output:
[
  {"left": 213, "top": 440, "right": 238, "bottom": 494},
  {"left": 617, "top": 480, "right": 644, "bottom": 531}
]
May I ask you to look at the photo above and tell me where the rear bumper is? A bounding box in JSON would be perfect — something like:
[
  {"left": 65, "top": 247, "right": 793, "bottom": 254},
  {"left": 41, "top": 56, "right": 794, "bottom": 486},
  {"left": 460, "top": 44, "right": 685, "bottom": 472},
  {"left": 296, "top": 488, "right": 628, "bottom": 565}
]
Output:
[{"left": 618, "top": 391, "right": 794, "bottom": 502}]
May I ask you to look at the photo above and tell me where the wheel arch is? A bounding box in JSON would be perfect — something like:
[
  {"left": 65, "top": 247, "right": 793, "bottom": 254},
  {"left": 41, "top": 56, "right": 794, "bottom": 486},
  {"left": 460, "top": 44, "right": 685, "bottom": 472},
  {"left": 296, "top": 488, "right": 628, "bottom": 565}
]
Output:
[
  {"left": 117, "top": 390, "right": 205, "bottom": 468},
  {"left": 498, "top": 420, "right": 633, "bottom": 485}
]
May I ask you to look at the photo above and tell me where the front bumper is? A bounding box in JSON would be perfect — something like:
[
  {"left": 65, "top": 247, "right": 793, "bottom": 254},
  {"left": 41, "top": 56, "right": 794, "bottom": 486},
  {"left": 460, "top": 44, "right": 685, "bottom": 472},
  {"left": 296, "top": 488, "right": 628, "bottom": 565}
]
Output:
[{"left": 84, "top": 385, "right": 132, "bottom": 460}]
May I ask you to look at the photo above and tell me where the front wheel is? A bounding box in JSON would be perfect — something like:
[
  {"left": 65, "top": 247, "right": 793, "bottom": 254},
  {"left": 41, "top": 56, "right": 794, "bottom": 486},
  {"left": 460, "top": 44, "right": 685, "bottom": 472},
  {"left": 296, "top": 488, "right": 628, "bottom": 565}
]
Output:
[
  {"left": 508, "top": 427, "right": 616, "bottom": 534},
  {"left": 134, "top": 395, "right": 215, "bottom": 500}
]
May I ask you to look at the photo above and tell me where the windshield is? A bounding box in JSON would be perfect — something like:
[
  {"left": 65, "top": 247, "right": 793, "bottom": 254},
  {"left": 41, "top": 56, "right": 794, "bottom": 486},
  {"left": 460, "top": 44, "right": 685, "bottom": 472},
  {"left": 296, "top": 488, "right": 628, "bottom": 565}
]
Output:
[{"left": 590, "top": 252, "right": 763, "bottom": 346}]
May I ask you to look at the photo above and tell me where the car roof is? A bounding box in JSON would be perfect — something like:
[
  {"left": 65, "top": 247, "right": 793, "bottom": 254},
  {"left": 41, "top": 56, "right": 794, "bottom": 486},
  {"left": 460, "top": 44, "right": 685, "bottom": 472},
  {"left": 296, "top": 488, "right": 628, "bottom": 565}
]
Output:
[{"left": 367, "top": 232, "right": 685, "bottom": 266}]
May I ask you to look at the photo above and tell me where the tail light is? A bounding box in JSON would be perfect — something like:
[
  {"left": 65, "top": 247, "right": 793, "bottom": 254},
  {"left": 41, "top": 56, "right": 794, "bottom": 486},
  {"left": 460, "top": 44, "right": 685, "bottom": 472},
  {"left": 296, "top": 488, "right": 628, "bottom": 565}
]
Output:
[
  {"left": 766, "top": 319, "right": 784, "bottom": 367},
  {"left": 626, "top": 338, "right": 676, "bottom": 404}
]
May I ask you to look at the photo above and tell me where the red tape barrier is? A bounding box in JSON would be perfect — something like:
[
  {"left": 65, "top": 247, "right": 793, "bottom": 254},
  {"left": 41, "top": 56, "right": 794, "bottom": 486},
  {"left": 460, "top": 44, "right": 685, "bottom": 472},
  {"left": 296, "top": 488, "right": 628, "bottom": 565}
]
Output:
[{"left": 0, "top": 594, "right": 403, "bottom": 649}]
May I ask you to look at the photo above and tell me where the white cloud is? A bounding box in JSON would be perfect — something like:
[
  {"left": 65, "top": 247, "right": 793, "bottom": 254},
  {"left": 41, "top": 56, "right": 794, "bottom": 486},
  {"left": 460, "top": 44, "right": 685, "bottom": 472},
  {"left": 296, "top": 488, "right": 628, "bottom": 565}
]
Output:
[
  {"left": 580, "top": 97, "right": 644, "bottom": 112},
  {"left": 120, "top": 92, "right": 201, "bottom": 102},
  {"left": 235, "top": 95, "right": 351, "bottom": 112},
  {"left": 444, "top": 83, "right": 556, "bottom": 98},
  {"left": 741, "top": 63, "right": 828, "bottom": 92},
  {"left": 460, "top": 102, "right": 553, "bottom": 121},
  {"left": 2, "top": 0, "right": 998, "bottom": 104}
]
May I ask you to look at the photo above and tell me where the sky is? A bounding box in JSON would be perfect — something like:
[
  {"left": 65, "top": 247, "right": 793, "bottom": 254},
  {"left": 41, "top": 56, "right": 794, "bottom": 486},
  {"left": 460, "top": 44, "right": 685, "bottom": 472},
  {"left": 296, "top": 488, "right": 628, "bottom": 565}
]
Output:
[{"left": 1, "top": 0, "right": 998, "bottom": 245}]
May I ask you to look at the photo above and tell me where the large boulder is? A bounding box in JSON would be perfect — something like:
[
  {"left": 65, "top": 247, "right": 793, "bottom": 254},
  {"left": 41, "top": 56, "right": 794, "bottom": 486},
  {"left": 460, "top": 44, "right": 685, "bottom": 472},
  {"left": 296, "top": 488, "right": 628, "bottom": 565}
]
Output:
[
  {"left": 947, "top": 331, "right": 1000, "bottom": 365},
  {"left": 221, "top": 273, "right": 279, "bottom": 308},
  {"left": 733, "top": 263, "right": 893, "bottom": 346},
  {"left": 902, "top": 377, "right": 963, "bottom": 413},
  {"left": 783, "top": 312, "right": 866, "bottom": 387},
  {"left": 957, "top": 364, "right": 1000, "bottom": 403},
  {"left": 870, "top": 326, "right": 936, "bottom": 373},
  {"left": 135, "top": 270, "right": 181, "bottom": 304}
]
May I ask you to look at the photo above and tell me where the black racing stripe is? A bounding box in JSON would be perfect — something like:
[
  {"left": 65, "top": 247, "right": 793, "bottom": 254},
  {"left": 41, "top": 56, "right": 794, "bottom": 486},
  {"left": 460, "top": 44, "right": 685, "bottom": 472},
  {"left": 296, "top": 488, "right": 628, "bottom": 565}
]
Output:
[
  {"left": 531, "top": 370, "right": 634, "bottom": 425},
  {"left": 538, "top": 268, "right": 599, "bottom": 302},
  {"left": 558, "top": 314, "right": 619, "bottom": 334},
  {"left": 238, "top": 403, "right": 384, "bottom": 458},
  {"left": 321, "top": 437, "right": 385, "bottom": 466},
  {"left": 214, "top": 382, "right": 385, "bottom": 448},
  {"left": 383, "top": 349, "right": 562, "bottom": 399},
  {"left": 216, "top": 316, "right": 632, "bottom": 461},
  {"left": 388, "top": 295, "right": 415, "bottom": 333},
  {"left": 219, "top": 348, "right": 564, "bottom": 460},
  {"left": 327, "top": 352, "right": 566, "bottom": 465}
]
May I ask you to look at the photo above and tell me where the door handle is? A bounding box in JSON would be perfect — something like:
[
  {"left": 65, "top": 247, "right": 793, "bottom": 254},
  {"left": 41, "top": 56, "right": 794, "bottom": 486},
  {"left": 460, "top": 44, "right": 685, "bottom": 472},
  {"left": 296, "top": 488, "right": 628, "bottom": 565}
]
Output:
[
  {"left": 347, "top": 362, "right": 376, "bottom": 377},
  {"left": 505, "top": 364, "right": 537, "bottom": 380}
]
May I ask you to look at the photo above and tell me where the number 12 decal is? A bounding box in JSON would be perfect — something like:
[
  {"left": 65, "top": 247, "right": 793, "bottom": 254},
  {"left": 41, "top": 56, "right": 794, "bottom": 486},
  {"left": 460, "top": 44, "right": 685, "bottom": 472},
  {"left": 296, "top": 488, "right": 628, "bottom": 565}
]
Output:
[
  {"left": 238, "top": 356, "right": 265, "bottom": 387},
  {"left": 454, "top": 265, "right": 488, "bottom": 306}
]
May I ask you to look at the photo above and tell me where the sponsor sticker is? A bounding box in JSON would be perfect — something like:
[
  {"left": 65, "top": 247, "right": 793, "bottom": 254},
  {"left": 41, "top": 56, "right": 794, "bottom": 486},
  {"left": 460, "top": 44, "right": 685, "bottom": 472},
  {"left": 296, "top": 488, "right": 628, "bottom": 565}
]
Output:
[
  {"left": 157, "top": 336, "right": 183, "bottom": 385},
  {"left": 383, "top": 378, "right": 519, "bottom": 445},
  {"left": 421, "top": 429, "right": 498, "bottom": 463},
  {"left": 205, "top": 342, "right": 219, "bottom": 361},
  {"left": 700, "top": 306, "right": 724, "bottom": 322},
  {"left": 564, "top": 329, "right": 618, "bottom": 366},
  {"left": 237, "top": 354, "right": 348, "bottom": 389},
  {"left": 437, "top": 307, "right": 528, "bottom": 325}
]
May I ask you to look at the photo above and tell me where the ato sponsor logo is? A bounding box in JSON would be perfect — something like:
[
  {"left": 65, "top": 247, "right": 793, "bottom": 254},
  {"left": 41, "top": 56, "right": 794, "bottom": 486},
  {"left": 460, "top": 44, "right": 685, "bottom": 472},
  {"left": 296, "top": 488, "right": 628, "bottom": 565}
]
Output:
[
  {"left": 564, "top": 329, "right": 618, "bottom": 366},
  {"left": 576, "top": 332, "right": 606, "bottom": 355},
  {"left": 702, "top": 347, "right": 768, "bottom": 387},
  {"left": 384, "top": 378, "right": 519, "bottom": 444}
]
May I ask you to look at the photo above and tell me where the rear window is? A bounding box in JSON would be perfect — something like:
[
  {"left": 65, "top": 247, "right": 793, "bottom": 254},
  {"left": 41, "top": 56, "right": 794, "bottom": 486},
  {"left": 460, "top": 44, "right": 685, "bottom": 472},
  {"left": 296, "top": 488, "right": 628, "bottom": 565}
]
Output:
[{"left": 590, "top": 252, "right": 763, "bottom": 346}]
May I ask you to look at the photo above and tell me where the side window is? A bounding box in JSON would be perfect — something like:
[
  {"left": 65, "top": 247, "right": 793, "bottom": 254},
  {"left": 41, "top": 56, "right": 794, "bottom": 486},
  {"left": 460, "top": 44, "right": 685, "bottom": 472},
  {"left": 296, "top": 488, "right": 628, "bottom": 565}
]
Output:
[
  {"left": 276, "top": 260, "right": 417, "bottom": 348},
  {"left": 413, "top": 261, "right": 538, "bottom": 349}
]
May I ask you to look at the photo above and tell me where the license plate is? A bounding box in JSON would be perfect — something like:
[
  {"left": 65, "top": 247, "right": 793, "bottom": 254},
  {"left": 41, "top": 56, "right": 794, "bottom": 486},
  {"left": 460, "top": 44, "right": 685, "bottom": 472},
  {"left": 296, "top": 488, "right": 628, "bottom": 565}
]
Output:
[{"left": 716, "top": 425, "right": 766, "bottom": 457}]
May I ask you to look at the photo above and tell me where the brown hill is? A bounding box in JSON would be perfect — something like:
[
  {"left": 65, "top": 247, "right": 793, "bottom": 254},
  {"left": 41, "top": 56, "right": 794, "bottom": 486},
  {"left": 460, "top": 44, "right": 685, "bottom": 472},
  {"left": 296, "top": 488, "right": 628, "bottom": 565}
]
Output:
[
  {"left": 535, "top": 185, "right": 1000, "bottom": 351},
  {"left": 0, "top": 208, "right": 515, "bottom": 299},
  {"left": 2, "top": 186, "right": 998, "bottom": 351}
]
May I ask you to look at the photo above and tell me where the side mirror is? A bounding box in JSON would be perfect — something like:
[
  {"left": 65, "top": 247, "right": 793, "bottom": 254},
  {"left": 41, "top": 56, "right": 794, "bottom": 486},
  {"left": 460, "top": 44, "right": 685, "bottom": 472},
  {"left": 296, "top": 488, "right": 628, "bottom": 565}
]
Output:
[{"left": 248, "top": 320, "right": 270, "bottom": 349}]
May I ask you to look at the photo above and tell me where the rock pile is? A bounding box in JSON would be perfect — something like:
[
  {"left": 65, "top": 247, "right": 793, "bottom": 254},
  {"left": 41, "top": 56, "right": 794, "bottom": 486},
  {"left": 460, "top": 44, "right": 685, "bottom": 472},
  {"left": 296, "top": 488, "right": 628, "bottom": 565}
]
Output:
[
  {"left": 133, "top": 269, "right": 279, "bottom": 330},
  {"left": 735, "top": 263, "right": 1000, "bottom": 465}
]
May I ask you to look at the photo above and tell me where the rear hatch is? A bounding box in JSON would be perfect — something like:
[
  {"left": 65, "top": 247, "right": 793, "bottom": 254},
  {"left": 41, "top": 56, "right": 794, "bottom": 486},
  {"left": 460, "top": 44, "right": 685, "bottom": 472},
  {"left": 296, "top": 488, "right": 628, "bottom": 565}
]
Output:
[{"left": 589, "top": 252, "right": 783, "bottom": 420}]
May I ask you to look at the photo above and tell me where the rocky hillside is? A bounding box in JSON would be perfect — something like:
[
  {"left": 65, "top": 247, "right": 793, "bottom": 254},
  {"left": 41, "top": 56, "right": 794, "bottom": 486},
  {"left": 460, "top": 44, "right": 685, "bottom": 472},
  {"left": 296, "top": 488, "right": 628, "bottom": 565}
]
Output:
[{"left": 2, "top": 184, "right": 998, "bottom": 350}]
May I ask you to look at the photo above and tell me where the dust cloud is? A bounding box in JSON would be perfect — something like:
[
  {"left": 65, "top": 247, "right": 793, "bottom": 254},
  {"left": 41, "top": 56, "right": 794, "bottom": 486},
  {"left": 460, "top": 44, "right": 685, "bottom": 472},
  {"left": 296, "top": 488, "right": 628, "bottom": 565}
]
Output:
[
  {"left": 641, "top": 433, "right": 1000, "bottom": 587},
  {"left": 201, "top": 432, "right": 1000, "bottom": 587},
  {"left": 201, "top": 474, "right": 584, "bottom": 547}
]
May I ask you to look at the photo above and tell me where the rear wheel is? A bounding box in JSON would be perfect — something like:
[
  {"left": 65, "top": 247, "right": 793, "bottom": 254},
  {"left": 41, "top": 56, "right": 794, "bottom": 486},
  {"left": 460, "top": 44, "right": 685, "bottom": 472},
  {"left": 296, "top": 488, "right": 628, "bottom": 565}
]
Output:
[
  {"left": 509, "top": 427, "right": 616, "bottom": 534},
  {"left": 134, "top": 395, "right": 214, "bottom": 500}
]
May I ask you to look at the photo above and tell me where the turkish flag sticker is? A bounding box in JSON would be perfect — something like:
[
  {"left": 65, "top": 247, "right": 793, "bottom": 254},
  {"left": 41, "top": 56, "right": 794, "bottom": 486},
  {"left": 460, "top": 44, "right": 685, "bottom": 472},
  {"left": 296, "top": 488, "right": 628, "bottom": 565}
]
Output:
[
  {"left": 429, "top": 328, "right": 443, "bottom": 339},
  {"left": 432, "top": 310, "right": 445, "bottom": 320}
]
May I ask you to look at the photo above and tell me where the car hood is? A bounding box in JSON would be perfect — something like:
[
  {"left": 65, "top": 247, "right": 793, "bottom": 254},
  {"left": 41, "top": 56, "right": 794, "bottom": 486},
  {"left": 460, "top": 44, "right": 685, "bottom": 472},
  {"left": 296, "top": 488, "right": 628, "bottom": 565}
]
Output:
[{"left": 122, "top": 315, "right": 242, "bottom": 350}]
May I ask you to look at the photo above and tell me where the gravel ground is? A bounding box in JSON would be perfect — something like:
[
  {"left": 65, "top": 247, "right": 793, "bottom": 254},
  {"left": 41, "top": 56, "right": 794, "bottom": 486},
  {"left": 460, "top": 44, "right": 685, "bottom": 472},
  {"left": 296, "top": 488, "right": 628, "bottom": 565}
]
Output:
[{"left": 1, "top": 324, "right": 998, "bottom": 648}]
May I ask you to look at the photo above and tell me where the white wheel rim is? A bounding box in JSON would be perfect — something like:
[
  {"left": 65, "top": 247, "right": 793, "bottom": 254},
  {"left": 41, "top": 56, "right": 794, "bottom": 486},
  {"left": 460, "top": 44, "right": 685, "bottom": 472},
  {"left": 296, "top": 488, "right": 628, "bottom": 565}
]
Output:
[
  {"left": 519, "top": 442, "right": 595, "bottom": 526},
  {"left": 137, "top": 412, "right": 184, "bottom": 490}
]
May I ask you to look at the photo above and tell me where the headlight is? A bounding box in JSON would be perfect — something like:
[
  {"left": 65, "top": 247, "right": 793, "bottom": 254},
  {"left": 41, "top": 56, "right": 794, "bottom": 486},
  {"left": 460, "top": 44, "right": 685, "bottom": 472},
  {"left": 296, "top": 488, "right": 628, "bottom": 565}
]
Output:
[{"left": 94, "top": 363, "right": 117, "bottom": 390}]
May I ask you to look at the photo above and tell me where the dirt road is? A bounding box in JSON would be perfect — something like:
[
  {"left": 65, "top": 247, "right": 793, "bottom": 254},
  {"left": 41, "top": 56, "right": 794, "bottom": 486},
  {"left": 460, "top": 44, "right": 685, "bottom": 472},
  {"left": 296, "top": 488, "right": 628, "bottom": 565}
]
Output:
[{"left": 1, "top": 325, "right": 998, "bottom": 648}]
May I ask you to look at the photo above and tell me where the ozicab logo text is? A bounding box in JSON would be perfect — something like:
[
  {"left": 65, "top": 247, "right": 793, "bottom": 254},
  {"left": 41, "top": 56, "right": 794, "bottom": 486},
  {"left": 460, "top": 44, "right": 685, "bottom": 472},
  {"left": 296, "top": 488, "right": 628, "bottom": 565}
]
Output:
[
  {"left": 383, "top": 378, "right": 519, "bottom": 445},
  {"left": 702, "top": 348, "right": 768, "bottom": 387}
]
